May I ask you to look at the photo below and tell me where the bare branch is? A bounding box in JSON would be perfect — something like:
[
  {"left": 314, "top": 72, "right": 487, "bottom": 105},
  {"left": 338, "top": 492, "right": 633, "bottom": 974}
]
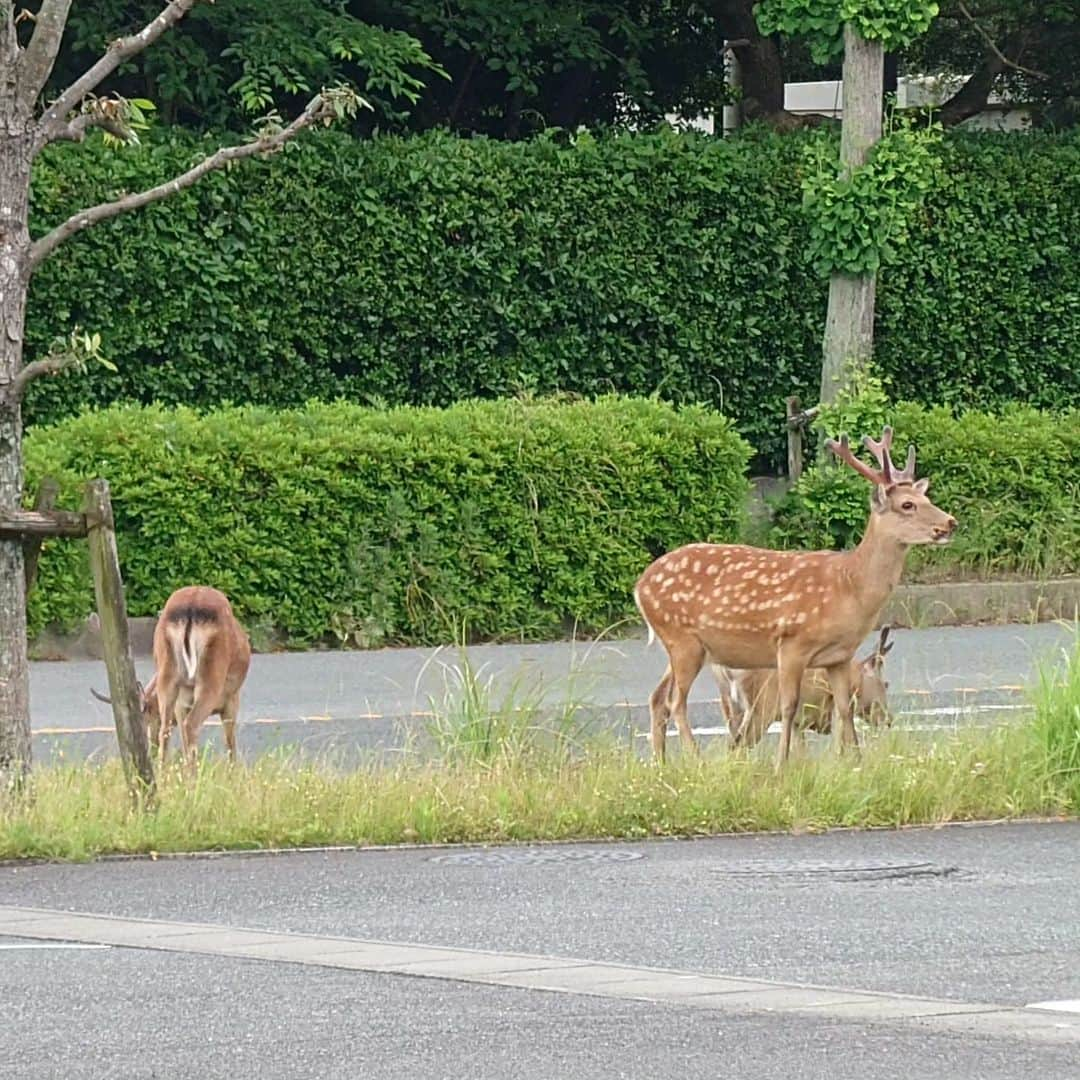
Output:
[
  {"left": 3, "top": 327, "right": 107, "bottom": 403},
  {"left": 17, "top": 0, "right": 73, "bottom": 106},
  {"left": 6, "top": 352, "right": 75, "bottom": 400},
  {"left": 5, "top": 343, "right": 81, "bottom": 402},
  {"left": 49, "top": 110, "right": 130, "bottom": 144},
  {"left": 28, "top": 94, "right": 340, "bottom": 274},
  {"left": 35, "top": 0, "right": 201, "bottom": 148},
  {"left": 956, "top": 0, "right": 1049, "bottom": 80}
]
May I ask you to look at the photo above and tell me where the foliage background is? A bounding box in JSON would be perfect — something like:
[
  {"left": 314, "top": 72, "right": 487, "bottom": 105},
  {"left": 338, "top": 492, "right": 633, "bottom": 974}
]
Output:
[
  {"left": 24, "top": 397, "right": 750, "bottom": 644},
  {"left": 770, "top": 377, "right": 1080, "bottom": 581},
  {"left": 25, "top": 127, "right": 1079, "bottom": 466}
]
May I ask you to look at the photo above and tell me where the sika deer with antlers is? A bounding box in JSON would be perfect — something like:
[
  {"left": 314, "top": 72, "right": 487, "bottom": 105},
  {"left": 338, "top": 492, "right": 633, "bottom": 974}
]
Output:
[{"left": 635, "top": 426, "right": 955, "bottom": 767}]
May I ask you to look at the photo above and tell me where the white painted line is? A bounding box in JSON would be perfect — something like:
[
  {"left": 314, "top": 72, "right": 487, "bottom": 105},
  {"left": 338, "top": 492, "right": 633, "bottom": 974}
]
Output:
[
  {"left": 634, "top": 702, "right": 1028, "bottom": 740},
  {"left": 904, "top": 704, "right": 1027, "bottom": 718},
  {"left": 1029, "top": 1000, "right": 1080, "bottom": 1014},
  {"left": 0, "top": 942, "right": 110, "bottom": 950}
]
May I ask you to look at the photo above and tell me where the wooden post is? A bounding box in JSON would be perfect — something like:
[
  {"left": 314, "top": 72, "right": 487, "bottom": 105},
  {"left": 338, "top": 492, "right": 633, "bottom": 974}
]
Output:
[
  {"left": 786, "top": 397, "right": 803, "bottom": 484},
  {"left": 23, "top": 476, "right": 59, "bottom": 596},
  {"left": 83, "top": 479, "right": 154, "bottom": 798},
  {"left": 819, "top": 23, "right": 885, "bottom": 405}
]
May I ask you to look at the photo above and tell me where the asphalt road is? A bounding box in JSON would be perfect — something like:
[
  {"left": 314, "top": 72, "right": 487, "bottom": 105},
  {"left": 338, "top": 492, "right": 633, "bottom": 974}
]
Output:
[
  {"left": 28, "top": 621, "right": 1076, "bottom": 764},
  {"left": 3, "top": 822, "right": 1080, "bottom": 1078}
]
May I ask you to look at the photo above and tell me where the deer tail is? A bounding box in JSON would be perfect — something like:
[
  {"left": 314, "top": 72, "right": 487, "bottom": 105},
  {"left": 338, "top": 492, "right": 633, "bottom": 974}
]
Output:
[
  {"left": 633, "top": 583, "right": 655, "bottom": 647},
  {"left": 165, "top": 605, "right": 219, "bottom": 682}
]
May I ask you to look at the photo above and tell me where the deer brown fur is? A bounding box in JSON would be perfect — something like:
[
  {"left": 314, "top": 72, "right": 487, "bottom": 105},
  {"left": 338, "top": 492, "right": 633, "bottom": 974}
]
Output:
[
  {"left": 635, "top": 426, "right": 954, "bottom": 768},
  {"left": 717, "top": 627, "right": 894, "bottom": 750},
  {"left": 143, "top": 586, "right": 250, "bottom": 769}
]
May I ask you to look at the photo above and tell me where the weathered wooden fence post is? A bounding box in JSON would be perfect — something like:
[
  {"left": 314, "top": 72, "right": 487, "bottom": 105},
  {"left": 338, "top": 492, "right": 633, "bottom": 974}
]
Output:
[
  {"left": 23, "top": 476, "right": 59, "bottom": 596},
  {"left": 785, "top": 399, "right": 821, "bottom": 486},
  {"left": 82, "top": 479, "right": 155, "bottom": 798},
  {"left": 786, "top": 397, "right": 803, "bottom": 484}
]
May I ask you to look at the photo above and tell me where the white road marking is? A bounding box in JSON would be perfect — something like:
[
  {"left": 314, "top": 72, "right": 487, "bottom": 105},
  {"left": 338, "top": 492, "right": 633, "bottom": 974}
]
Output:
[
  {"left": 0, "top": 942, "right": 110, "bottom": 950},
  {"left": 1029, "top": 1000, "right": 1080, "bottom": 1014},
  {"left": 34, "top": 694, "right": 1027, "bottom": 738},
  {"left": 635, "top": 702, "right": 1027, "bottom": 740}
]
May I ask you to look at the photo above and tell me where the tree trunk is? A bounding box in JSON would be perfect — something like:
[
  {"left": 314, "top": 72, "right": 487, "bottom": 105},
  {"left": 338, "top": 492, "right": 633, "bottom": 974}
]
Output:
[
  {"left": 936, "top": 51, "right": 1006, "bottom": 127},
  {"left": 0, "top": 123, "right": 33, "bottom": 788},
  {"left": 732, "top": 34, "right": 785, "bottom": 119},
  {"left": 714, "top": 0, "right": 834, "bottom": 130},
  {"left": 713, "top": 0, "right": 786, "bottom": 119},
  {"left": 820, "top": 24, "right": 883, "bottom": 404}
]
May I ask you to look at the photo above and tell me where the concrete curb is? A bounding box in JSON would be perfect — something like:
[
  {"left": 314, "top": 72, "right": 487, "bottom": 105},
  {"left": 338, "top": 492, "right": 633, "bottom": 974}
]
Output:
[
  {"left": 28, "top": 578, "right": 1080, "bottom": 661},
  {"left": 1, "top": 815, "right": 1072, "bottom": 870},
  {"left": 883, "top": 577, "right": 1080, "bottom": 629},
  {"left": 5, "top": 903, "right": 1080, "bottom": 1042}
]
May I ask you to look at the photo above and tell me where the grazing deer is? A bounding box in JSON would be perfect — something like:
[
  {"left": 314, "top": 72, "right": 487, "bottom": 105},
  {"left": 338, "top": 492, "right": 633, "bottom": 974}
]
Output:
[
  {"left": 93, "top": 586, "right": 251, "bottom": 769},
  {"left": 717, "top": 627, "right": 894, "bottom": 751},
  {"left": 635, "top": 426, "right": 955, "bottom": 767}
]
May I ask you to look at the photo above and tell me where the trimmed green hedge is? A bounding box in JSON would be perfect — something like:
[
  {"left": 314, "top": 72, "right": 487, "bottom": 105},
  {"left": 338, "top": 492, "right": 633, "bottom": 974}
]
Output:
[
  {"left": 26, "top": 127, "right": 1080, "bottom": 465},
  {"left": 25, "top": 396, "right": 750, "bottom": 645},
  {"left": 771, "top": 401, "right": 1080, "bottom": 581}
]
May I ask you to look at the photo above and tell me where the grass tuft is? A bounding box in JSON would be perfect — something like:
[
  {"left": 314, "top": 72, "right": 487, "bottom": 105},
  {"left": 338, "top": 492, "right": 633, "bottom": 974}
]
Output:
[
  {"left": 0, "top": 725, "right": 1069, "bottom": 864},
  {"left": 1031, "top": 628, "right": 1080, "bottom": 801},
  {"left": 3, "top": 632, "right": 1077, "bottom": 864}
]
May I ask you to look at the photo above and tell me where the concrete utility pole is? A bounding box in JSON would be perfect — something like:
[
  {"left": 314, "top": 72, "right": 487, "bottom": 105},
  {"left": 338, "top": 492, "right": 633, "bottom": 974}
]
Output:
[{"left": 819, "top": 24, "right": 884, "bottom": 403}]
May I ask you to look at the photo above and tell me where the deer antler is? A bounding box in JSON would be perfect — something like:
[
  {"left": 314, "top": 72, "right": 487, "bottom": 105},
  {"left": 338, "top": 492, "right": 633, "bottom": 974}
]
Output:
[
  {"left": 828, "top": 426, "right": 918, "bottom": 489},
  {"left": 864, "top": 426, "right": 917, "bottom": 487},
  {"left": 863, "top": 427, "right": 895, "bottom": 485},
  {"left": 825, "top": 434, "right": 887, "bottom": 486}
]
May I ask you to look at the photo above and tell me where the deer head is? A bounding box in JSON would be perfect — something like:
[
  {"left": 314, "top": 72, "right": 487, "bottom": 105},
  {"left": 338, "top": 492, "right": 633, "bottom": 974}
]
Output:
[
  {"left": 90, "top": 673, "right": 159, "bottom": 728},
  {"left": 826, "top": 427, "right": 956, "bottom": 547},
  {"left": 854, "top": 626, "right": 894, "bottom": 728}
]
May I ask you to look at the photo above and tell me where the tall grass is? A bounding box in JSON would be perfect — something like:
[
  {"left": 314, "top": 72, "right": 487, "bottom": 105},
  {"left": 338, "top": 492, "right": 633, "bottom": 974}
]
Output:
[
  {"left": 420, "top": 645, "right": 595, "bottom": 766},
  {"left": 0, "top": 725, "right": 1066, "bottom": 863},
  {"left": 2, "top": 633, "right": 1077, "bottom": 864},
  {"left": 1031, "top": 631, "right": 1080, "bottom": 801}
]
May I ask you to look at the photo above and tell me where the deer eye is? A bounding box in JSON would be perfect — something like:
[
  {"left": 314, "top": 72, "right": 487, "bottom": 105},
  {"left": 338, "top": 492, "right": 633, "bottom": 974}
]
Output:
[{"left": 901, "top": 500, "right": 915, "bottom": 511}]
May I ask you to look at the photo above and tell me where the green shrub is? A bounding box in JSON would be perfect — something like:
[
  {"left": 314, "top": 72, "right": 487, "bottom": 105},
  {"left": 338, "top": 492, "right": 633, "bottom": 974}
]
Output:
[
  {"left": 771, "top": 378, "right": 1080, "bottom": 580},
  {"left": 24, "top": 396, "right": 750, "bottom": 644},
  {"left": 25, "top": 127, "right": 1080, "bottom": 467}
]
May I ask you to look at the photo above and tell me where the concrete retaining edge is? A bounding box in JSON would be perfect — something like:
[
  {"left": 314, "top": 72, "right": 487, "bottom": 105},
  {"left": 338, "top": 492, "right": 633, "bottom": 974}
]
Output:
[{"left": 28, "top": 577, "right": 1080, "bottom": 661}]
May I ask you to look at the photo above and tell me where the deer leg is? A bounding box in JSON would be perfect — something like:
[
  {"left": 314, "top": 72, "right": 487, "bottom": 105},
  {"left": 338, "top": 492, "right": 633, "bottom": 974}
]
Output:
[
  {"left": 712, "top": 665, "right": 744, "bottom": 748},
  {"left": 774, "top": 651, "right": 807, "bottom": 771},
  {"left": 148, "top": 713, "right": 162, "bottom": 759},
  {"left": 668, "top": 642, "right": 705, "bottom": 756},
  {"left": 648, "top": 668, "right": 674, "bottom": 762},
  {"left": 221, "top": 693, "right": 240, "bottom": 763},
  {"left": 155, "top": 682, "right": 180, "bottom": 763},
  {"left": 167, "top": 700, "right": 187, "bottom": 762},
  {"left": 179, "top": 697, "right": 218, "bottom": 774},
  {"left": 825, "top": 662, "right": 859, "bottom": 754},
  {"left": 738, "top": 687, "right": 773, "bottom": 751}
]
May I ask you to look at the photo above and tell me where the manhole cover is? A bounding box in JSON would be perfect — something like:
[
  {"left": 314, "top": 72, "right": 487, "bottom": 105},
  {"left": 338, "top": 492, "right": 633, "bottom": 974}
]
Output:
[
  {"left": 710, "top": 861, "right": 962, "bottom": 884},
  {"left": 429, "top": 848, "right": 645, "bottom": 867}
]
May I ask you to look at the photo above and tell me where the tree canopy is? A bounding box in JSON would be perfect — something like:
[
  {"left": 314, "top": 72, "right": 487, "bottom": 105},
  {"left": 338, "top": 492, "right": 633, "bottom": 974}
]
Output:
[{"left": 45, "top": 1, "right": 1078, "bottom": 136}]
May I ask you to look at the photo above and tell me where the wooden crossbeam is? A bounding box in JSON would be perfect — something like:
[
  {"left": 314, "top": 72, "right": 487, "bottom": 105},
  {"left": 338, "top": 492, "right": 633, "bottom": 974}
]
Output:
[{"left": 0, "top": 507, "right": 88, "bottom": 539}]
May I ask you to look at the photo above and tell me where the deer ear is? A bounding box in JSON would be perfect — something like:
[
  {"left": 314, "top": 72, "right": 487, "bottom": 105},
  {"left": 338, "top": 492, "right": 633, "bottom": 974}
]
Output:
[
  {"left": 913, "top": 478, "right": 930, "bottom": 495},
  {"left": 870, "top": 485, "right": 889, "bottom": 512}
]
